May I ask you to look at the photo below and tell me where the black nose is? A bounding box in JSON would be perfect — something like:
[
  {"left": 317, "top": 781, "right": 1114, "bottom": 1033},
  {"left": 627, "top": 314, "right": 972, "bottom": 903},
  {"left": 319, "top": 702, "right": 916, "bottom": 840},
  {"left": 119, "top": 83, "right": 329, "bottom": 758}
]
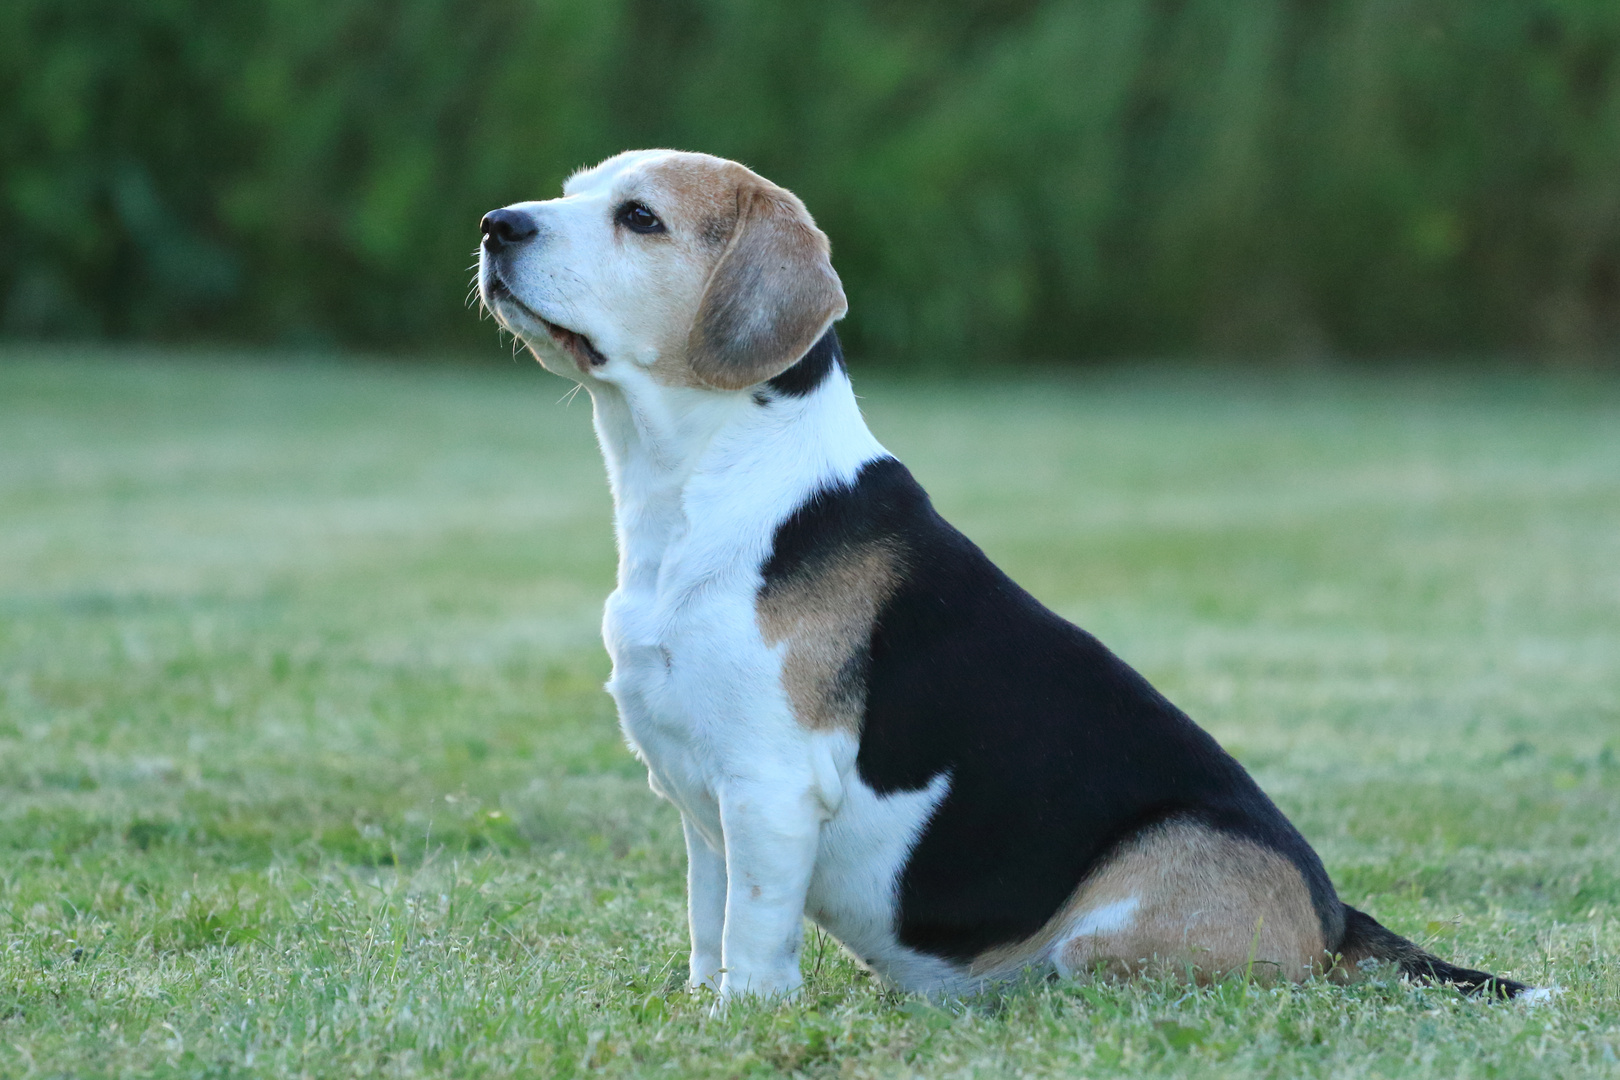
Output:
[{"left": 480, "top": 208, "right": 539, "bottom": 252}]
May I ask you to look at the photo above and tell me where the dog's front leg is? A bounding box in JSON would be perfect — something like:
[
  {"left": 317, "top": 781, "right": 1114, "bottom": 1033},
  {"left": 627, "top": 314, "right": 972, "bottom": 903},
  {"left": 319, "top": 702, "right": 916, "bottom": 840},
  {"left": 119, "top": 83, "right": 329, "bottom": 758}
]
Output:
[
  {"left": 682, "top": 816, "right": 727, "bottom": 990},
  {"left": 716, "top": 779, "right": 820, "bottom": 1001}
]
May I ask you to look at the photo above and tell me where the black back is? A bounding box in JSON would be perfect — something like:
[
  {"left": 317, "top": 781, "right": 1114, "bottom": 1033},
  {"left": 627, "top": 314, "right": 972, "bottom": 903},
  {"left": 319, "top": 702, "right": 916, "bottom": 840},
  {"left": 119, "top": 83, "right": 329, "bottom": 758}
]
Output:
[{"left": 763, "top": 456, "right": 1343, "bottom": 962}]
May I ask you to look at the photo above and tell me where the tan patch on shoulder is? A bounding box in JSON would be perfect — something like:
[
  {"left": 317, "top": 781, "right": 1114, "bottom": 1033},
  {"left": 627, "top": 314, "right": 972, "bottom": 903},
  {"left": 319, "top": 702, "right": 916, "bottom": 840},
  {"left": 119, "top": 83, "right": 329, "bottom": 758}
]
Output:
[
  {"left": 974, "top": 819, "right": 1329, "bottom": 984},
  {"left": 757, "top": 541, "right": 902, "bottom": 731}
]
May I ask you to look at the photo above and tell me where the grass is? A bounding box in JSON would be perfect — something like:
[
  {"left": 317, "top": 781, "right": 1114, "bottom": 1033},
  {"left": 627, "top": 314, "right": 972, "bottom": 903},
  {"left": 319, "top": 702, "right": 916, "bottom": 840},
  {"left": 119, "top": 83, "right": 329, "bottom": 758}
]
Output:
[{"left": 1, "top": 346, "right": 1617, "bottom": 1079}]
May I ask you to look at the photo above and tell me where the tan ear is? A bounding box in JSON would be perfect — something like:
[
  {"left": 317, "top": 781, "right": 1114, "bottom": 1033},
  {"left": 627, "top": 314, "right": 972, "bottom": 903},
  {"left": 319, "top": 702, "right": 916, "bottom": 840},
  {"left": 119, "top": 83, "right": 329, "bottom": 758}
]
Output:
[{"left": 686, "top": 181, "right": 847, "bottom": 390}]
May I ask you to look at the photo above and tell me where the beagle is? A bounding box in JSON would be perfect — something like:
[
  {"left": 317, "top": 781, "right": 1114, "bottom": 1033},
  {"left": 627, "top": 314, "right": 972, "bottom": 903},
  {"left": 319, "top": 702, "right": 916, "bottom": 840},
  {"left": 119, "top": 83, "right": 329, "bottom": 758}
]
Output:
[{"left": 476, "top": 150, "right": 1530, "bottom": 1002}]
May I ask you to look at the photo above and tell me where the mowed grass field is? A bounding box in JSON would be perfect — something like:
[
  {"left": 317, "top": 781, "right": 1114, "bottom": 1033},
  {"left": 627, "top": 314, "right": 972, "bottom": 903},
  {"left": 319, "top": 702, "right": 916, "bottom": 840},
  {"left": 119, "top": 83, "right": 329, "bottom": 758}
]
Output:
[{"left": 1, "top": 348, "right": 1618, "bottom": 1079}]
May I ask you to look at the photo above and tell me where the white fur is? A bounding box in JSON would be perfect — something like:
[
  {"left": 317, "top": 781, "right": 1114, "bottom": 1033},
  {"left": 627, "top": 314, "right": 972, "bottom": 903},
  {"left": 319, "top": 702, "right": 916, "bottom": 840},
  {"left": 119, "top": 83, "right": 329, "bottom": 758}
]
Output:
[
  {"left": 1050, "top": 897, "right": 1141, "bottom": 978},
  {"left": 594, "top": 367, "right": 959, "bottom": 999},
  {"left": 480, "top": 152, "right": 961, "bottom": 999},
  {"left": 1071, "top": 897, "right": 1140, "bottom": 939}
]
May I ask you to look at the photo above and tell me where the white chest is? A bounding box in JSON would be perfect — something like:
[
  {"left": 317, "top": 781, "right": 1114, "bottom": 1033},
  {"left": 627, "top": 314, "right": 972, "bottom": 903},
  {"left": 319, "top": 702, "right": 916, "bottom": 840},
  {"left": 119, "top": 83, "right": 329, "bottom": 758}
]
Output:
[
  {"left": 598, "top": 454, "right": 802, "bottom": 848},
  {"left": 580, "top": 372, "right": 965, "bottom": 993},
  {"left": 602, "top": 570, "right": 767, "bottom": 827},
  {"left": 591, "top": 371, "right": 877, "bottom": 810}
]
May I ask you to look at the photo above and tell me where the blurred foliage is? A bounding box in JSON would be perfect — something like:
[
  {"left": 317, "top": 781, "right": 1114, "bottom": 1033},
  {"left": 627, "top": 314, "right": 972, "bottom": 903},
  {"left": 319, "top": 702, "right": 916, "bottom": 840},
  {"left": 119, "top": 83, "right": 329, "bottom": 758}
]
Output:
[{"left": 3, "top": 0, "right": 1620, "bottom": 363}]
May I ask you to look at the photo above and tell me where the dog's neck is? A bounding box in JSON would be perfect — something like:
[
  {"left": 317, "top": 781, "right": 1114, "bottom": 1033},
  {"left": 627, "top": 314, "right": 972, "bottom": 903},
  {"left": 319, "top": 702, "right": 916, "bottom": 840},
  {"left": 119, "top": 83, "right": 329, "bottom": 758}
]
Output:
[{"left": 584, "top": 365, "right": 883, "bottom": 593}]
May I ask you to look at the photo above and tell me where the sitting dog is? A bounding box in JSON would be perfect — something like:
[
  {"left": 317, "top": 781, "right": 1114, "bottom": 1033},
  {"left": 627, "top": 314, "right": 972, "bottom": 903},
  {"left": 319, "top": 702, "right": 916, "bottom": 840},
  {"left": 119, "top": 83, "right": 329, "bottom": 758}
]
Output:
[{"left": 476, "top": 150, "right": 1528, "bottom": 1002}]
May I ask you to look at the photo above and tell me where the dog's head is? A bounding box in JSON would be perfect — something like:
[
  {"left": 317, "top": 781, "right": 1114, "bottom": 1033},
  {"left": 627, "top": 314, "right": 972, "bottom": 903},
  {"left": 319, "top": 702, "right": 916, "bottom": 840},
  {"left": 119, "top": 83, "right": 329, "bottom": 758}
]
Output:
[{"left": 478, "top": 150, "right": 846, "bottom": 391}]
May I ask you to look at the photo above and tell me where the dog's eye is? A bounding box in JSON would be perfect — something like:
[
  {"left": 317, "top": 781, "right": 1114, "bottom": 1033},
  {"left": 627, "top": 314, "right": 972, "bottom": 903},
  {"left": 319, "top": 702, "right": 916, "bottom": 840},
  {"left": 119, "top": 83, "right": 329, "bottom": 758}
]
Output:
[{"left": 615, "top": 202, "right": 665, "bottom": 235}]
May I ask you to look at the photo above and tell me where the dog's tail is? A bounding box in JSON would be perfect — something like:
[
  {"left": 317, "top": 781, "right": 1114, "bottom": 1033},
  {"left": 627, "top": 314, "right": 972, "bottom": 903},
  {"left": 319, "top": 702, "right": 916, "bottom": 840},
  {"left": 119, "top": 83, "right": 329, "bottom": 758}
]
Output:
[{"left": 1337, "top": 905, "right": 1528, "bottom": 998}]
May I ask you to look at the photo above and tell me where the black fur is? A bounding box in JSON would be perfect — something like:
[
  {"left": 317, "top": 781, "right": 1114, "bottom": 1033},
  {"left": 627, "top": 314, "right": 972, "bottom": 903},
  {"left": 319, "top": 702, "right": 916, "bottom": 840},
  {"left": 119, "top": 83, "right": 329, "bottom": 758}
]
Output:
[
  {"left": 763, "top": 326, "right": 845, "bottom": 399},
  {"left": 763, "top": 456, "right": 1528, "bottom": 995},
  {"left": 1339, "top": 906, "right": 1527, "bottom": 998},
  {"left": 762, "top": 456, "right": 1343, "bottom": 961}
]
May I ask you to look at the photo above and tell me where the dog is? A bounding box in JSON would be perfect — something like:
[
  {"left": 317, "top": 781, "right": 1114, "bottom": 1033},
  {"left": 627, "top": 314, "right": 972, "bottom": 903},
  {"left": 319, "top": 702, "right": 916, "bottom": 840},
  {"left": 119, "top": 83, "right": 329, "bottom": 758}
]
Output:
[{"left": 476, "top": 150, "right": 1531, "bottom": 1003}]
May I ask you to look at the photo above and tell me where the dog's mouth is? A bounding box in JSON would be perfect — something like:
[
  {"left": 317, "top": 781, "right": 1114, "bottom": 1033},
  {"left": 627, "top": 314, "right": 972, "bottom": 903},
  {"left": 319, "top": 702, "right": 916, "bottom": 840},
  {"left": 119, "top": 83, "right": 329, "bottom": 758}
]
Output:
[{"left": 487, "top": 275, "right": 607, "bottom": 368}]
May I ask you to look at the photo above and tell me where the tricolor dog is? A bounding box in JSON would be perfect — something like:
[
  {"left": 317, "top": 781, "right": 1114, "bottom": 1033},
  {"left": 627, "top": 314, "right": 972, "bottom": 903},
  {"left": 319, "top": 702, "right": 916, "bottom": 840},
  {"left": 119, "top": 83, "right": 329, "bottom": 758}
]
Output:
[{"left": 476, "top": 150, "right": 1530, "bottom": 1002}]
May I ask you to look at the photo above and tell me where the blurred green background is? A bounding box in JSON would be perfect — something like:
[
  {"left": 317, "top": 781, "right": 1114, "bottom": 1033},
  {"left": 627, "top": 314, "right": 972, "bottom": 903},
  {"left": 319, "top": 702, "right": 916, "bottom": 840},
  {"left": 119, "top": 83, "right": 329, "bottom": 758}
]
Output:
[
  {"left": 5, "top": 8, "right": 1620, "bottom": 1072},
  {"left": 5, "top": 0, "right": 1620, "bottom": 366}
]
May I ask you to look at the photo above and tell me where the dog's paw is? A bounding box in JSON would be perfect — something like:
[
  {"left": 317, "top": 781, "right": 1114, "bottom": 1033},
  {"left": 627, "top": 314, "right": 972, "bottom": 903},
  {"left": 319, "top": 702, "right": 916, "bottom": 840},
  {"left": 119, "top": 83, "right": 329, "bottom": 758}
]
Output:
[
  {"left": 688, "top": 955, "right": 723, "bottom": 993},
  {"left": 714, "top": 968, "right": 803, "bottom": 1011}
]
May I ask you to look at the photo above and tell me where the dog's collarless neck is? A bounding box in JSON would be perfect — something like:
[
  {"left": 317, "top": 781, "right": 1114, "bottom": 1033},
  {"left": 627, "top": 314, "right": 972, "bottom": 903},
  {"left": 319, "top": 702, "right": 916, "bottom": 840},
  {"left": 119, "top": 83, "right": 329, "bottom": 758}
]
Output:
[{"left": 587, "top": 367, "right": 886, "bottom": 591}]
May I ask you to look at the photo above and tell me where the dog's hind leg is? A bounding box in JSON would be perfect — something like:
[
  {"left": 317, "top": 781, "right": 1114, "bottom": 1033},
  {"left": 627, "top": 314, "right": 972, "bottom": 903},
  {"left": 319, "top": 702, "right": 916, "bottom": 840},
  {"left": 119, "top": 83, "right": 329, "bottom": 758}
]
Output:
[{"left": 1046, "top": 819, "right": 1329, "bottom": 984}]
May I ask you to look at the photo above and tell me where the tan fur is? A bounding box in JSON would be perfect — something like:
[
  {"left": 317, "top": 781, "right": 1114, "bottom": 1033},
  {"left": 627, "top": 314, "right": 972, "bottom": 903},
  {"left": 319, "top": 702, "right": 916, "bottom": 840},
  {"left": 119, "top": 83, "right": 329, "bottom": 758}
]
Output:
[
  {"left": 631, "top": 160, "right": 751, "bottom": 393},
  {"left": 757, "top": 542, "right": 902, "bottom": 732},
  {"left": 683, "top": 177, "right": 847, "bottom": 390},
  {"left": 623, "top": 157, "right": 751, "bottom": 390},
  {"left": 973, "top": 819, "right": 1328, "bottom": 983},
  {"left": 634, "top": 156, "right": 748, "bottom": 249},
  {"left": 568, "top": 154, "right": 844, "bottom": 391}
]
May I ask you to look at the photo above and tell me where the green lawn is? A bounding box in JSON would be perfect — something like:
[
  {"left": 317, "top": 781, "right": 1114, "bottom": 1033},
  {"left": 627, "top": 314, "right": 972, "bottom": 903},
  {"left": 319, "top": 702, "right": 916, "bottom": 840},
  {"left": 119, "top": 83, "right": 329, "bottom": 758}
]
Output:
[{"left": 1, "top": 347, "right": 1617, "bottom": 1078}]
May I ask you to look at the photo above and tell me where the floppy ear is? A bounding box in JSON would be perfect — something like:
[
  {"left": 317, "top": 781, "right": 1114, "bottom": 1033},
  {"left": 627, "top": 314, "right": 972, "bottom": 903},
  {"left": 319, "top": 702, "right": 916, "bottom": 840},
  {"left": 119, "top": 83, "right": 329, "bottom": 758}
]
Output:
[{"left": 686, "top": 182, "right": 848, "bottom": 390}]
